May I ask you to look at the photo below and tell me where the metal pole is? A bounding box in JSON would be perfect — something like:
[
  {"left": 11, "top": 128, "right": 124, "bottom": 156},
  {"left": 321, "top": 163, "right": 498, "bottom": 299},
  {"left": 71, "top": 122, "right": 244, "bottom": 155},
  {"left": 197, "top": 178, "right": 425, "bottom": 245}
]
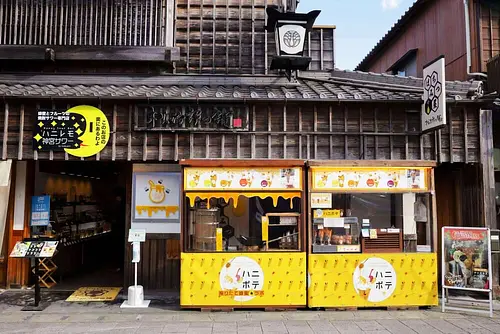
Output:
[
  {"left": 134, "top": 257, "right": 138, "bottom": 289},
  {"left": 34, "top": 259, "right": 41, "bottom": 307}
]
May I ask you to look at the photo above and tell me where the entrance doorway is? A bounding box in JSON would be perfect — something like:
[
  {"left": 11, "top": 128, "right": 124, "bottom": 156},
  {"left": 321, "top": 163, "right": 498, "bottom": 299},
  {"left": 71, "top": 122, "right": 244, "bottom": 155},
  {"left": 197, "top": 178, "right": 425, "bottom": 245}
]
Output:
[{"left": 32, "top": 161, "right": 129, "bottom": 291}]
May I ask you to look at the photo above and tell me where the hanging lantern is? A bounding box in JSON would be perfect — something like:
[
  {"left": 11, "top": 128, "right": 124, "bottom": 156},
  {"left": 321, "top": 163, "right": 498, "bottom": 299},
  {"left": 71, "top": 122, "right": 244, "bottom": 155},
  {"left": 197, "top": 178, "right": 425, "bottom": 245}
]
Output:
[{"left": 265, "top": 7, "right": 321, "bottom": 80}]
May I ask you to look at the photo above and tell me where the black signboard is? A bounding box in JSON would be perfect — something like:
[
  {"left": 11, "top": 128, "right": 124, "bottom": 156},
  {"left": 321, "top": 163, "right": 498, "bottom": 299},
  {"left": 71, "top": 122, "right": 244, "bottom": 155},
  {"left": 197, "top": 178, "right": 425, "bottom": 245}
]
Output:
[
  {"left": 134, "top": 104, "right": 249, "bottom": 132},
  {"left": 33, "top": 109, "right": 82, "bottom": 151}
]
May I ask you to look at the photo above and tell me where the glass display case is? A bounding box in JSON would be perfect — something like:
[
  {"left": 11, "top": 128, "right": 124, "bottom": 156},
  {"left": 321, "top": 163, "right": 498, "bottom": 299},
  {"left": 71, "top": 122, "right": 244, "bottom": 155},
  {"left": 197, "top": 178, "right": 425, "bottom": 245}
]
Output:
[{"left": 312, "top": 213, "right": 360, "bottom": 253}]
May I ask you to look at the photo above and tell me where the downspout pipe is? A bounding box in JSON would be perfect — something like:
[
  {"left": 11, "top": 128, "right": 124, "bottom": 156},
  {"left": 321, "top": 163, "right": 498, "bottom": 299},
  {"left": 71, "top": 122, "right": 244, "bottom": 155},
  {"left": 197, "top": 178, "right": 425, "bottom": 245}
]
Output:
[{"left": 464, "top": 0, "right": 488, "bottom": 78}]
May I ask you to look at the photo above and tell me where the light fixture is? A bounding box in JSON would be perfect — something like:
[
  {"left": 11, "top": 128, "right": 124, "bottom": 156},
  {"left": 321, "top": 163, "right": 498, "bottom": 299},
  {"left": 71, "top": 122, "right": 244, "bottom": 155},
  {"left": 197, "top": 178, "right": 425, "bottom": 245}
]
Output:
[{"left": 265, "top": 7, "right": 320, "bottom": 81}]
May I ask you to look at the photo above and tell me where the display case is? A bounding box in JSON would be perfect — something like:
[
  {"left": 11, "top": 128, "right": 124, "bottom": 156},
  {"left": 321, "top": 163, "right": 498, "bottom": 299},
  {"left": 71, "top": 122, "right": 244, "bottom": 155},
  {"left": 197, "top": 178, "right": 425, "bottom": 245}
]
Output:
[{"left": 312, "top": 214, "right": 360, "bottom": 253}]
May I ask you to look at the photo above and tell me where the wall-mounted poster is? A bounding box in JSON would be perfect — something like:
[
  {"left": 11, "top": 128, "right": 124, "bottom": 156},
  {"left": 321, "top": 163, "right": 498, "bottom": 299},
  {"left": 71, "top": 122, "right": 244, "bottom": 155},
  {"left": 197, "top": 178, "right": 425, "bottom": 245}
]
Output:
[
  {"left": 33, "top": 105, "right": 110, "bottom": 158},
  {"left": 184, "top": 167, "right": 302, "bottom": 191},
  {"left": 311, "top": 167, "right": 429, "bottom": 192},
  {"left": 30, "top": 195, "right": 50, "bottom": 226},
  {"left": 132, "top": 172, "right": 181, "bottom": 222},
  {"left": 442, "top": 227, "right": 490, "bottom": 290}
]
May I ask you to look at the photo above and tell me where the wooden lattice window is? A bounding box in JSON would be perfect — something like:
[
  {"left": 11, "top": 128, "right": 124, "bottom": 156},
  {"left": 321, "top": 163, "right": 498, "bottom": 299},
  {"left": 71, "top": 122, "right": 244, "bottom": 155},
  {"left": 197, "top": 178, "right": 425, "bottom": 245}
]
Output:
[{"left": 0, "top": 0, "right": 174, "bottom": 46}]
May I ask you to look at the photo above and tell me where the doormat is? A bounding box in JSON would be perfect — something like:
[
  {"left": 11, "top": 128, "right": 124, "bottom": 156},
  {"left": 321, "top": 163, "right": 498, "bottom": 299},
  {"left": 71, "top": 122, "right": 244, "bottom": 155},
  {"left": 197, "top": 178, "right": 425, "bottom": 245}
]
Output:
[{"left": 66, "top": 287, "right": 122, "bottom": 302}]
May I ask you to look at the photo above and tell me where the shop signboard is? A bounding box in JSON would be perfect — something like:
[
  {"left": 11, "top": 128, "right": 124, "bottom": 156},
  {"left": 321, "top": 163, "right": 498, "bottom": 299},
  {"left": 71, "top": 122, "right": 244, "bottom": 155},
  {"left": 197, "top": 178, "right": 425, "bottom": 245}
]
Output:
[
  {"left": 422, "top": 56, "right": 446, "bottom": 133},
  {"left": 311, "top": 167, "right": 428, "bottom": 192},
  {"left": 30, "top": 195, "right": 50, "bottom": 227},
  {"left": 33, "top": 105, "right": 110, "bottom": 158},
  {"left": 184, "top": 167, "right": 302, "bottom": 191},
  {"left": 310, "top": 193, "right": 332, "bottom": 208},
  {"left": 10, "top": 240, "right": 58, "bottom": 258},
  {"left": 132, "top": 172, "right": 181, "bottom": 223},
  {"left": 441, "top": 227, "right": 493, "bottom": 317},
  {"left": 308, "top": 253, "right": 438, "bottom": 307},
  {"left": 134, "top": 104, "right": 249, "bottom": 132},
  {"left": 181, "top": 252, "right": 306, "bottom": 307},
  {"left": 442, "top": 227, "right": 490, "bottom": 289}
]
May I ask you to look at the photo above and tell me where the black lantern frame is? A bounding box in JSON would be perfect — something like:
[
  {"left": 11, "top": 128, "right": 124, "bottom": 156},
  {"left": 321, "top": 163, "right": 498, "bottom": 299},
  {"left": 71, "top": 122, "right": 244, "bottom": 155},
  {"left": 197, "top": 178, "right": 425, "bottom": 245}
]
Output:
[{"left": 266, "top": 7, "right": 321, "bottom": 80}]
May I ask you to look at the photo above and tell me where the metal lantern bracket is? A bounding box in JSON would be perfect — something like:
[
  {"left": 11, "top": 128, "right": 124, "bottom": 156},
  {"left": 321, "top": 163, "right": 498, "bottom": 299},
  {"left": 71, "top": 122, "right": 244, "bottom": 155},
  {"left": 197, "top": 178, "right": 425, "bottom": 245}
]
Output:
[{"left": 265, "top": 7, "right": 321, "bottom": 81}]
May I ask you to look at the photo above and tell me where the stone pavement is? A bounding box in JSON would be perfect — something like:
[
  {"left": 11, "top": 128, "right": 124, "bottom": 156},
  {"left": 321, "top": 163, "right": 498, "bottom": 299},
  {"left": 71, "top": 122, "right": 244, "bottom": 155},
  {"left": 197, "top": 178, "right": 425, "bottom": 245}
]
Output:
[
  {"left": 0, "top": 291, "right": 499, "bottom": 334},
  {"left": 0, "top": 303, "right": 499, "bottom": 334}
]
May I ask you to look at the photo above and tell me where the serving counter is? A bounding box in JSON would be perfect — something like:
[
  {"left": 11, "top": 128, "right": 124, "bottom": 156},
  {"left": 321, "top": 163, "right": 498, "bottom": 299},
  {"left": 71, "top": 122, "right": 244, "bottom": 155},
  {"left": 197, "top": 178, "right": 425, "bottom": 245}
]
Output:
[
  {"left": 179, "top": 159, "right": 307, "bottom": 309},
  {"left": 306, "top": 161, "right": 439, "bottom": 308}
]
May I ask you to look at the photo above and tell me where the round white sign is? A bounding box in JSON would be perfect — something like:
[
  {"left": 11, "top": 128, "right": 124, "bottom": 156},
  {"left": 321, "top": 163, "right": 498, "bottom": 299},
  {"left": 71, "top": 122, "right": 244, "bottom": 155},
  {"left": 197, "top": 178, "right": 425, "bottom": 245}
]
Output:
[
  {"left": 353, "top": 257, "right": 397, "bottom": 303},
  {"left": 219, "top": 256, "right": 264, "bottom": 302}
]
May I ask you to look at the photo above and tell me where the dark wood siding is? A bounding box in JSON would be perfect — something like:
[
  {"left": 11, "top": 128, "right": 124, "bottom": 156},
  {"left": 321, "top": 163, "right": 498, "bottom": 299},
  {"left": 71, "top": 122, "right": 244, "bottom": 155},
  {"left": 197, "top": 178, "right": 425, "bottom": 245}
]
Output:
[
  {"left": 0, "top": 100, "right": 481, "bottom": 164},
  {"left": 363, "top": 0, "right": 468, "bottom": 81},
  {"left": 480, "top": 2, "right": 500, "bottom": 70},
  {"left": 361, "top": 0, "right": 500, "bottom": 79}
]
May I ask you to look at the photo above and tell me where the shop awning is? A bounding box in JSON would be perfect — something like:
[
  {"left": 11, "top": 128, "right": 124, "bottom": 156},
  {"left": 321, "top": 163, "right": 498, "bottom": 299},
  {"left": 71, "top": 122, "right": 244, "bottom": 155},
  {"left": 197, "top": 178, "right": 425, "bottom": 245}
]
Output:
[{"left": 186, "top": 192, "right": 302, "bottom": 208}]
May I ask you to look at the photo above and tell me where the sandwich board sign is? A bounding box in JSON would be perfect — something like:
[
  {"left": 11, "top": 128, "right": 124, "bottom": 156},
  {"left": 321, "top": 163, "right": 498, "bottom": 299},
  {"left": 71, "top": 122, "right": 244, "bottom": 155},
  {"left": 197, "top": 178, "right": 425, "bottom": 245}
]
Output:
[{"left": 422, "top": 56, "right": 446, "bottom": 133}]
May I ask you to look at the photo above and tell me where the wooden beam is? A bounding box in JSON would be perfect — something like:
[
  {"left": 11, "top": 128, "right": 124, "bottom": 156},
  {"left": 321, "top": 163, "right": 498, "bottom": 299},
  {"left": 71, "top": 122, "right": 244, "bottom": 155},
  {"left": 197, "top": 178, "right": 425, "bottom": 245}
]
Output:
[
  {"left": 112, "top": 104, "right": 117, "bottom": 161},
  {"left": 205, "top": 134, "right": 210, "bottom": 159},
  {"left": 307, "top": 160, "right": 437, "bottom": 167},
  {"left": 180, "top": 159, "right": 305, "bottom": 168},
  {"left": 143, "top": 132, "right": 148, "bottom": 161},
  {"left": 127, "top": 105, "right": 132, "bottom": 161},
  {"left": 174, "top": 133, "right": 179, "bottom": 161},
  {"left": 0, "top": 45, "right": 179, "bottom": 62},
  {"left": 17, "top": 104, "right": 24, "bottom": 160},
  {"left": 329, "top": 106, "right": 333, "bottom": 159},
  {"left": 448, "top": 107, "right": 453, "bottom": 163},
  {"left": 221, "top": 134, "right": 225, "bottom": 159},
  {"left": 251, "top": 106, "right": 256, "bottom": 158},
  {"left": 479, "top": 109, "right": 498, "bottom": 289},
  {"left": 344, "top": 107, "right": 348, "bottom": 159},
  {"left": 464, "top": 107, "right": 469, "bottom": 163},
  {"left": 298, "top": 107, "right": 303, "bottom": 159},
  {"left": 389, "top": 108, "right": 393, "bottom": 160},
  {"left": 2, "top": 103, "right": 8, "bottom": 160},
  {"left": 158, "top": 133, "right": 163, "bottom": 161},
  {"left": 374, "top": 108, "right": 378, "bottom": 160},
  {"left": 283, "top": 105, "right": 287, "bottom": 159},
  {"left": 404, "top": 109, "right": 409, "bottom": 159},
  {"left": 267, "top": 105, "right": 273, "bottom": 159},
  {"left": 313, "top": 106, "right": 318, "bottom": 159}
]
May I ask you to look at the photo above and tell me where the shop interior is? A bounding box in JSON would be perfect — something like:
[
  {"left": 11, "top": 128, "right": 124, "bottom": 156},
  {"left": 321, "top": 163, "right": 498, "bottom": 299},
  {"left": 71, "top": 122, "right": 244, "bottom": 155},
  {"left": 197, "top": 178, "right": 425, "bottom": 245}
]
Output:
[
  {"left": 311, "top": 193, "right": 432, "bottom": 254},
  {"left": 32, "top": 161, "right": 129, "bottom": 290},
  {"left": 186, "top": 195, "right": 302, "bottom": 252}
]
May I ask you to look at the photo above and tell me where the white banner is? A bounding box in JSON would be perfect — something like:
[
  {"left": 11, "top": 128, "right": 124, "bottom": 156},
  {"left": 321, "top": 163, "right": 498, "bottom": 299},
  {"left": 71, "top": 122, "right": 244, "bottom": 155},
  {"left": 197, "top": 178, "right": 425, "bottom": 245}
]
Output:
[{"left": 422, "top": 56, "right": 446, "bottom": 132}]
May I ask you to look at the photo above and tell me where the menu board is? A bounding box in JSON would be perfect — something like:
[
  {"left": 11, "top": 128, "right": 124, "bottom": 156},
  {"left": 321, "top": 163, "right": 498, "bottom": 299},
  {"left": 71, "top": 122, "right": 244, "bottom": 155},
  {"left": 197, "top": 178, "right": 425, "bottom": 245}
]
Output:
[
  {"left": 312, "top": 168, "right": 428, "bottom": 191},
  {"left": 442, "top": 227, "right": 490, "bottom": 290},
  {"left": 184, "top": 167, "right": 302, "bottom": 191},
  {"left": 10, "top": 241, "right": 58, "bottom": 258}
]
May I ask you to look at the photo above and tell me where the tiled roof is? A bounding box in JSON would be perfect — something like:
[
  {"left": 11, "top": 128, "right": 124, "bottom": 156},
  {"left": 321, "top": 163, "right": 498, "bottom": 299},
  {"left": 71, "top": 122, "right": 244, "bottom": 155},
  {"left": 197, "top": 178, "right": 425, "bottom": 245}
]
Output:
[{"left": 0, "top": 71, "right": 483, "bottom": 102}]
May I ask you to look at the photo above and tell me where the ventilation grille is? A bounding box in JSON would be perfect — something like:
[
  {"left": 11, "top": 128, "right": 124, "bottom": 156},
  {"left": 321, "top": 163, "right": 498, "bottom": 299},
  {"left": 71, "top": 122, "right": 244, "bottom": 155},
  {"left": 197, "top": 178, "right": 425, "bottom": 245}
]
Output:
[{"left": 361, "top": 231, "right": 403, "bottom": 253}]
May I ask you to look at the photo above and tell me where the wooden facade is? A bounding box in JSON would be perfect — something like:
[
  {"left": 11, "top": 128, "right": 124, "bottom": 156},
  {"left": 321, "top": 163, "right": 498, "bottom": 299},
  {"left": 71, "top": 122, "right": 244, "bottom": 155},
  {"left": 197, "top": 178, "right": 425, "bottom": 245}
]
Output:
[
  {"left": 0, "top": 100, "right": 482, "bottom": 163},
  {"left": 356, "top": 0, "right": 500, "bottom": 81},
  {"left": 0, "top": 0, "right": 334, "bottom": 74},
  {"left": 0, "top": 0, "right": 493, "bottom": 291}
]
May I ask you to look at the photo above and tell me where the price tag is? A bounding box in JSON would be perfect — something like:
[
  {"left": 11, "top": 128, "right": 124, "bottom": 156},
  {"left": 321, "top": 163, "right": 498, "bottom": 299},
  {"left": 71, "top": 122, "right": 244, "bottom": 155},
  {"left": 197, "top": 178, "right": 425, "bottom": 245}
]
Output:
[{"left": 128, "top": 229, "right": 146, "bottom": 242}]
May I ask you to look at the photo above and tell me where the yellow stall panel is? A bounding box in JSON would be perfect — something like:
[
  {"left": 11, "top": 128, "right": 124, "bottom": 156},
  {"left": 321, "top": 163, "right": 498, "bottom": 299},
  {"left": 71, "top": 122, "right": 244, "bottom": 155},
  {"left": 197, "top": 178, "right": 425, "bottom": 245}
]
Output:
[
  {"left": 308, "top": 253, "right": 438, "bottom": 308},
  {"left": 181, "top": 252, "right": 307, "bottom": 307}
]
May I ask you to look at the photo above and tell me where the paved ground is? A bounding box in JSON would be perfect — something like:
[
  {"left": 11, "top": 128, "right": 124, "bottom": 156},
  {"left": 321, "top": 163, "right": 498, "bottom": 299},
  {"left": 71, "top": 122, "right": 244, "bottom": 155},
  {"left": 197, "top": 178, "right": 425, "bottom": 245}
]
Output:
[{"left": 0, "top": 290, "right": 499, "bottom": 333}]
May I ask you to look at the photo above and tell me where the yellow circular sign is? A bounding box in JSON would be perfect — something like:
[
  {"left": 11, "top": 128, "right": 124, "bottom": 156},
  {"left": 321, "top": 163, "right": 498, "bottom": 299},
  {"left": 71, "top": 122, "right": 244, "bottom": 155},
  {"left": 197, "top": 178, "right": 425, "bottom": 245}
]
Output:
[{"left": 64, "top": 105, "right": 110, "bottom": 158}]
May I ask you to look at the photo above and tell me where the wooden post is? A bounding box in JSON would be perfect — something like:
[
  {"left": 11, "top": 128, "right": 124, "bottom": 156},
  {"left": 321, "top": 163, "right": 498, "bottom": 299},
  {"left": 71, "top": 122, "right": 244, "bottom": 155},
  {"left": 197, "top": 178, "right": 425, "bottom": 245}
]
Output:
[{"left": 479, "top": 109, "right": 498, "bottom": 294}]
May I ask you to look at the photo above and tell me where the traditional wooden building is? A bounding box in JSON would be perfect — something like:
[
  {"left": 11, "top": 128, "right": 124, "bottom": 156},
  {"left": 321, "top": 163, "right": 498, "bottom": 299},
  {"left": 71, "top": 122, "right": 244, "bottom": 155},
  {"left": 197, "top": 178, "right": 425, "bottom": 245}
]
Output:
[
  {"left": 0, "top": 0, "right": 494, "bottom": 302},
  {"left": 355, "top": 0, "right": 500, "bottom": 81}
]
